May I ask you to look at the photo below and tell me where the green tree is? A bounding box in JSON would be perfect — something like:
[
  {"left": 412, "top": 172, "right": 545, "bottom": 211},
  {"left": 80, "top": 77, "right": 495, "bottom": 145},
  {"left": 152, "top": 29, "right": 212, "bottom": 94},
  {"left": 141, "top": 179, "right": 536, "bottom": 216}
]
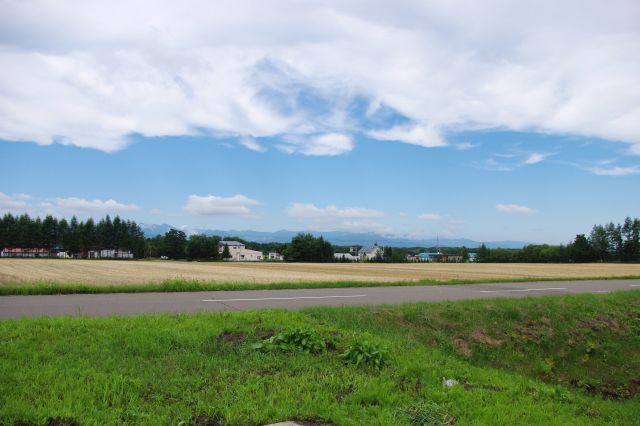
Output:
[
  {"left": 568, "top": 234, "right": 593, "bottom": 262},
  {"left": 186, "top": 235, "right": 220, "bottom": 260},
  {"left": 161, "top": 229, "right": 187, "bottom": 259},
  {"left": 589, "top": 225, "right": 609, "bottom": 261},
  {"left": 284, "top": 233, "right": 334, "bottom": 262},
  {"left": 221, "top": 245, "right": 231, "bottom": 260}
]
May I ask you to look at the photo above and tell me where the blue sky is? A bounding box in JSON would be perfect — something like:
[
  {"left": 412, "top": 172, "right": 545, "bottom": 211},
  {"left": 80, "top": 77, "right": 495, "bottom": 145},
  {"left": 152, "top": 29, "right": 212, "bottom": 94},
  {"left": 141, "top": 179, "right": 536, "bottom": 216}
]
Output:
[{"left": 1, "top": 1, "right": 639, "bottom": 244}]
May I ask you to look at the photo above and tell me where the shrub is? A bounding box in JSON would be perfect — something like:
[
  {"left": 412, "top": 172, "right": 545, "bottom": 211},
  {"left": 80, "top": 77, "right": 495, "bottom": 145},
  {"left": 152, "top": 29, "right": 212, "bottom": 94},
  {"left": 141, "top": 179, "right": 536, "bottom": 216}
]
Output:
[{"left": 339, "top": 341, "right": 389, "bottom": 368}]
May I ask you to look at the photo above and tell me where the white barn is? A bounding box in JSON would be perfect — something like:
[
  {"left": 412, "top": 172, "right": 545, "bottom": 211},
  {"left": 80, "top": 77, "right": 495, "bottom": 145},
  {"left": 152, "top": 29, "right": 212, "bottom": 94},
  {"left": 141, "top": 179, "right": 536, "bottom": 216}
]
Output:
[
  {"left": 218, "top": 241, "right": 263, "bottom": 261},
  {"left": 358, "top": 244, "right": 383, "bottom": 260}
]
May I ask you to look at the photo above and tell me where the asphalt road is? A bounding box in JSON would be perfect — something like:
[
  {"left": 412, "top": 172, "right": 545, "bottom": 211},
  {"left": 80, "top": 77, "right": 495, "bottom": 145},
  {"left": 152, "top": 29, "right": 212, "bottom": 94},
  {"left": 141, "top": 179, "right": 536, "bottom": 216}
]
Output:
[{"left": 1, "top": 279, "right": 639, "bottom": 319}]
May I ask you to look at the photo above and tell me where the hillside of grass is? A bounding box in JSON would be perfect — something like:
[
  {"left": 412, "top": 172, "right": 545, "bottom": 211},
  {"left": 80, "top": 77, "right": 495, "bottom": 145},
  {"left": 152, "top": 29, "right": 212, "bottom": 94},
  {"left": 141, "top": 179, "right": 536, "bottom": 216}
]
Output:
[{"left": 1, "top": 291, "right": 638, "bottom": 425}]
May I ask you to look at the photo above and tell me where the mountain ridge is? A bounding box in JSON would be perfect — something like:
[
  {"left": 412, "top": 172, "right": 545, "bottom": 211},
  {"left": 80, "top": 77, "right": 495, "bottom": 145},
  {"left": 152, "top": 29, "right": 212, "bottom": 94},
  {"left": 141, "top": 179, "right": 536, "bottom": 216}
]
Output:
[{"left": 140, "top": 223, "right": 529, "bottom": 249}]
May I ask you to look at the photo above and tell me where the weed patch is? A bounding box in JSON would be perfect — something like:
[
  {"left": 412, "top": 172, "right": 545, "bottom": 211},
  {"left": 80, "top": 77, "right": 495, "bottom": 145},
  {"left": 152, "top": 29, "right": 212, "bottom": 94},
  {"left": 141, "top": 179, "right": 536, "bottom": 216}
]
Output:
[
  {"left": 340, "top": 341, "right": 389, "bottom": 369},
  {"left": 398, "top": 401, "right": 455, "bottom": 426},
  {"left": 252, "top": 328, "right": 335, "bottom": 353}
]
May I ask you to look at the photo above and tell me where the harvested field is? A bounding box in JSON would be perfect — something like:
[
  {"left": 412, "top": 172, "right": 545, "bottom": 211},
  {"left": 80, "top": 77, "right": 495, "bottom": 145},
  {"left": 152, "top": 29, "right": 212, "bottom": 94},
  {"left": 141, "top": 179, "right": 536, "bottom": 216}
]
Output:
[{"left": 1, "top": 259, "right": 640, "bottom": 286}]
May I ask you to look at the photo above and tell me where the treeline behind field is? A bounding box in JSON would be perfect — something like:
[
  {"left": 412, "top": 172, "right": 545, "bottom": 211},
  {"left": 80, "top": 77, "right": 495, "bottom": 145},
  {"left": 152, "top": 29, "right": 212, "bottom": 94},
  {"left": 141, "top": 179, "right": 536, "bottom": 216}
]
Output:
[
  {"left": 0, "top": 213, "right": 146, "bottom": 257},
  {"left": 478, "top": 217, "right": 640, "bottom": 263},
  {"left": 147, "top": 230, "right": 333, "bottom": 262}
]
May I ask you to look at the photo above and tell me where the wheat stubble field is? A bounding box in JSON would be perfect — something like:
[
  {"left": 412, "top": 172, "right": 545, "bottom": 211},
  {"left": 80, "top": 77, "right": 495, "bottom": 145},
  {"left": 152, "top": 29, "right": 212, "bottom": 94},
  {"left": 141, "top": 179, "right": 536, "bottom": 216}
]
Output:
[{"left": 1, "top": 259, "right": 640, "bottom": 286}]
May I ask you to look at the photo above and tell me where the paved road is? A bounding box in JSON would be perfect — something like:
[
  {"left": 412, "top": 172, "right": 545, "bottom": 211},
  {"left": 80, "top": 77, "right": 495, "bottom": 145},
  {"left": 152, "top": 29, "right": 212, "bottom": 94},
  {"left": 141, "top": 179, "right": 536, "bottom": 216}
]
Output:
[{"left": 1, "top": 279, "right": 639, "bottom": 319}]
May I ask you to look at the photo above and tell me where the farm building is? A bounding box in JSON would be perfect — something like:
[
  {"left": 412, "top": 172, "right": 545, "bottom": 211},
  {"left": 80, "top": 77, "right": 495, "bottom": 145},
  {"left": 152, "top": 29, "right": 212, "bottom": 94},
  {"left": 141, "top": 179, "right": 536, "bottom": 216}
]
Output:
[
  {"left": 334, "top": 252, "right": 359, "bottom": 261},
  {"left": 218, "top": 241, "right": 263, "bottom": 261},
  {"left": 88, "top": 249, "right": 134, "bottom": 259},
  {"left": 410, "top": 252, "right": 463, "bottom": 262},
  {"left": 268, "top": 252, "right": 284, "bottom": 261},
  {"left": 1, "top": 248, "right": 50, "bottom": 258},
  {"left": 358, "top": 244, "right": 383, "bottom": 260}
]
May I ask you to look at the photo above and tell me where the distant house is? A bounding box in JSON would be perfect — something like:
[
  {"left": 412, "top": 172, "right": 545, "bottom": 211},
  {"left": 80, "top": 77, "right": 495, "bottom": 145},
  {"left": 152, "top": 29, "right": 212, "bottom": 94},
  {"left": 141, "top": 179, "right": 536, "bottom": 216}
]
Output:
[
  {"left": 268, "top": 252, "right": 284, "bottom": 261},
  {"left": 410, "top": 252, "right": 463, "bottom": 263},
  {"left": 334, "top": 253, "right": 359, "bottom": 261},
  {"left": 218, "top": 241, "right": 263, "bottom": 261},
  {"left": 358, "top": 244, "right": 383, "bottom": 260},
  {"left": 412, "top": 252, "right": 440, "bottom": 262},
  {"left": 88, "top": 249, "right": 134, "bottom": 259},
  {"left": 1, "top": 248, "right": 50, "bottom": 258}
]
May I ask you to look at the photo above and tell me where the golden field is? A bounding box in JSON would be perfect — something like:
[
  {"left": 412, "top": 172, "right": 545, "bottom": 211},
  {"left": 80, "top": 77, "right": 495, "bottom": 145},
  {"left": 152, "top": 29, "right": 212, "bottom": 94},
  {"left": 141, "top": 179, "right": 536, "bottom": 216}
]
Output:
[{"left": 1, "top": 258, "right": 640, "bottom": 286}]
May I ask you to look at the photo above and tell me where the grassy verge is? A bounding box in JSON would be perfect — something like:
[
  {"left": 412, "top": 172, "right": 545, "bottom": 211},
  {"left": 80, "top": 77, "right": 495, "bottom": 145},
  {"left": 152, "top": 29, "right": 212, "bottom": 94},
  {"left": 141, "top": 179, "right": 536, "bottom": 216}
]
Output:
[
  {"left": 1, "top": 292, "right": 638, "bottom": 425},
  {"left": 1, "top": 274, "right": 640, "bottom": 296}
]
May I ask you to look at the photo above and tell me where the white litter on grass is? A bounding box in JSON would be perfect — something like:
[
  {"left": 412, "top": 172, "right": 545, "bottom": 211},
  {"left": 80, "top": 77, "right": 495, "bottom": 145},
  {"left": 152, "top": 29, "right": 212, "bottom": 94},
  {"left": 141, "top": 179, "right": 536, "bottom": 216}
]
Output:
[{"left": 442, "top": 378, "right": 459, "bottom": 387}]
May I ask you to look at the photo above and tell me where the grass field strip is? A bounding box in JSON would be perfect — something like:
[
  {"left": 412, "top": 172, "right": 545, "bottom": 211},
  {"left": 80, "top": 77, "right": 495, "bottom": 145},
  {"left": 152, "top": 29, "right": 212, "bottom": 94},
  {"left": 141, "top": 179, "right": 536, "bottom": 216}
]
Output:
[
  {"left": 478, "top": 287, "right": 567, "bottom": 293},
  {"left": 201, "top": 294, "right": 367, "bottom": 302}
]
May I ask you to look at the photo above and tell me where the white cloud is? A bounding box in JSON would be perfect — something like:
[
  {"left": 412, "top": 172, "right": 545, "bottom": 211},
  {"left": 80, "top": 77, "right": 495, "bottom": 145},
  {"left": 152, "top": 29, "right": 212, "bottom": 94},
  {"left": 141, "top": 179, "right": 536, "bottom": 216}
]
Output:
[
  {"left": 496, "top": 204, "right": 536, "bottom": 214},
  {"left": 523, "top": 153, "right": 547, "bottom": 165},
  {"left": 586, "top": 165, "right": 640, "bottom": 176},
  {"left": 417, "top": 213, "right": 442, "bottom": 221},
  {"left": 0, "top": 192, "right": 29, "bottom": 211},
  {"left": 278, "top": 133, "right": 353, "bottom": 156},
  {"left": 239, "top": 138, "right": 266, "bottom": 152},
  {"left": 287, "top": 203, "right": 388, "bottom": 232},
  {"left": 51, "top": 197, "right": 139, "bottom": 214},
  {"left": 288, "top": 203, "right": 383, "bottom": 219},
  {"left": 1, "top": 1, "right": 638, "bottom": 154},
  {"left": 455, "top": 142, "right": 478, "bottom": 151},
  {"left": 184, "top": 194, "right": 259, "bottom": 216},
  {"left": 368, "top": 124, "right": 446, "bottom": 148}
]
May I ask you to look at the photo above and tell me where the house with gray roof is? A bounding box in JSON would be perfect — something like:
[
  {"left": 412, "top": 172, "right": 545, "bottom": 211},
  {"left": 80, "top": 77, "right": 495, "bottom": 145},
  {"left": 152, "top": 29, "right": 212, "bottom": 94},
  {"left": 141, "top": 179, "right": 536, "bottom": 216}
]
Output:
[{"left": 358, "top": 244, "right": 383, "bottom": 260}]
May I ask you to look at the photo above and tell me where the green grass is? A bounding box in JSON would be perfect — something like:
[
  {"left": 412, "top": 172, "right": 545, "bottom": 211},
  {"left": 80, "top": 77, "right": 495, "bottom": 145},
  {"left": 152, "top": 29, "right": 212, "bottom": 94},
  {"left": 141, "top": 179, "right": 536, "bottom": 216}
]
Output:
[
  {"left": 1, "top": 292, "right": 639, "bottom": 425},
  {"left": 2, "top": 274, "right": 640, "bottom": 296}
]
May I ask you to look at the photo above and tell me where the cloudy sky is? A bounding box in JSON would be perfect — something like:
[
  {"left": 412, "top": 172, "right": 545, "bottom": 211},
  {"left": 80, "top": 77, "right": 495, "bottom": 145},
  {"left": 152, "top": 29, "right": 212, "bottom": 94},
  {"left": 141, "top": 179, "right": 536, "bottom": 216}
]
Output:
[{"left": 1, "top": 0, "right": 639, "bottom": 243}]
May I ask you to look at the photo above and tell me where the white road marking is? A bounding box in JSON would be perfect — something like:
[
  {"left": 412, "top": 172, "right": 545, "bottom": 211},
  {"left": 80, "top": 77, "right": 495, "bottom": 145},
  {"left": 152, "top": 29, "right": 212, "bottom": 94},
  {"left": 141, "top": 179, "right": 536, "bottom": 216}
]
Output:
[
  {"left": 592, "top": 290, "right": 609, "bottom": 294},
  {"left": 202, "top": 294, "right": 367, "bottom": 302},
  {"left": 479, "top": 287, "right": 567, "bottom": 293},
  {"left": 630, "top": 284, "right": 640, "bottom": 287}
]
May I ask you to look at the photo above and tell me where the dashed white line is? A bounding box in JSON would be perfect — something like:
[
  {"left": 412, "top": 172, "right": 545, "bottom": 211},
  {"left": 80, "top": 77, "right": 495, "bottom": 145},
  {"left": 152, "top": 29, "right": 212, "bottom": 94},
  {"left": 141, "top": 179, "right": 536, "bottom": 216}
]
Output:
[
  {"left": 592, "top": 290, "right": 609, "bottom": 294},
  {"left": 479, "top": 287, "right": 567, "bottom": 294},
  {"left": 202, "top": 294, "right": 367, "bottom": 302},
  {"left": 630, "top": 284, "right": 640, "bottom": 287}
]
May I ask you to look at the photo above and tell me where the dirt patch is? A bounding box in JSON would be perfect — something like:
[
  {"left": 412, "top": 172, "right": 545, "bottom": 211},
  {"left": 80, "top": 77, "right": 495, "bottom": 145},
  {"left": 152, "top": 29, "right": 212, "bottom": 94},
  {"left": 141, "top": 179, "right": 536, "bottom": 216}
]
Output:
[
  {"left": 192, "top": 415, "right": 222, "bottom": 426},
  {"left": 470, "top": 330, "right": 502, "bottom": 346},
  {"left": 44, "top": 419, "right": 80, "bottom": 426},
  {"left": 452, "top": 337, "right": 472, "bottom": 357},
  {"left": 571, "top": 379, "right": 640, "bottom": 400},
  {"left": 256, "top": 329, "right": 276, "bottom": 340},
  {"left": 515, "top": 320, "right": 554, "bottom": 343},
  {"left": 580, "top": 316, "right": 625, "bottom": 333},
  {"left": 216, "top": 331, "right": 249, "bottom": 343},
  {"left": 291, "top": 420, "right": 335, "bottom": 426}
]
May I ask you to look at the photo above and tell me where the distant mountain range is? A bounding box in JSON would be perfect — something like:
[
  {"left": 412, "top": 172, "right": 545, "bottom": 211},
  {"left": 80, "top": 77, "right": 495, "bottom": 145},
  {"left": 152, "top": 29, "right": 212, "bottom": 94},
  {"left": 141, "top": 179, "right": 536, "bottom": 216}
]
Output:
[{"left": 140, "top": 223, "right": 528, "bottom": 249}]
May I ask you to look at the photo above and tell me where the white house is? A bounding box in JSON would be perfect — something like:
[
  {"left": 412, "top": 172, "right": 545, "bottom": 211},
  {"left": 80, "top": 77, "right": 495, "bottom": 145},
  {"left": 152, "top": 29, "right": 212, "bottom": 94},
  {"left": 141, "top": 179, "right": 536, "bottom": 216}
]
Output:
[
  {"left": 88, "top": 249, "right": 134, "bottom": 259},
  {"left": 334, "top": 253, "right": 359, "bottom": 261},
  {"left": 1, "top": 248, "right": 50, "bottom": 258},
  {"left": 268, "top": 252, "right": 284, "bottom": 261},
  {"left": 219, "top": 241, "right": 263, "bottom": 261},
  {"left": 358, "top": 244, "right": 384, "bottom": 260}
]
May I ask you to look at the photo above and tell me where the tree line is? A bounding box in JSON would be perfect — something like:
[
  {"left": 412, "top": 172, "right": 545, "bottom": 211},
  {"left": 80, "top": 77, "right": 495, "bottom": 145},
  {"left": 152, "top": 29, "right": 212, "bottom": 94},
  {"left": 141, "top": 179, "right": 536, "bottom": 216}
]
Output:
[
  {"left": 477, "top": 217, "right": 640, "bottom": 263},
  {"left": 0, "top": 213, "right": 146, "bottom": 257},
  {"left": 145, "top": 230, "right": 334, "bottom": 262}
]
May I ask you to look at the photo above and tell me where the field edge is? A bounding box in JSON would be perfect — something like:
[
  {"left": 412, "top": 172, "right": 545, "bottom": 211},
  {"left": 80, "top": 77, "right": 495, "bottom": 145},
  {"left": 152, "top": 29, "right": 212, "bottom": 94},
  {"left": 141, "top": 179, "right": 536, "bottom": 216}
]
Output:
[{"left": 2, "top": 274, "right": 640, "bottom": 296}]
